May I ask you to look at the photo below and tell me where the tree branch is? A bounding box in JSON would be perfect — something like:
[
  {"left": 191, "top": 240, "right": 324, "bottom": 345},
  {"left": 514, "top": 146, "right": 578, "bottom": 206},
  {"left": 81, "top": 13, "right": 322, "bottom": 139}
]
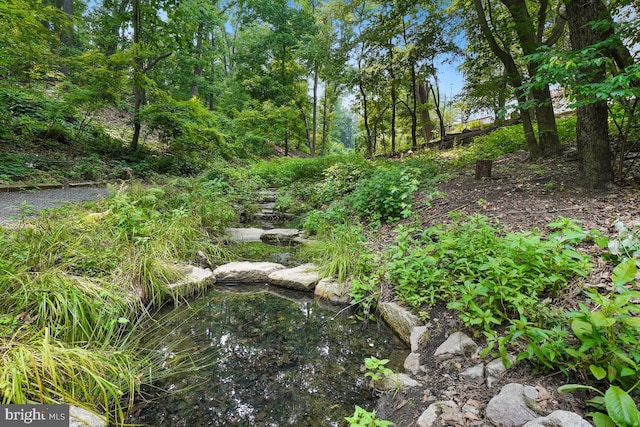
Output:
[{"left": 144, "top": 52, "right": 173, "bottom": 72}]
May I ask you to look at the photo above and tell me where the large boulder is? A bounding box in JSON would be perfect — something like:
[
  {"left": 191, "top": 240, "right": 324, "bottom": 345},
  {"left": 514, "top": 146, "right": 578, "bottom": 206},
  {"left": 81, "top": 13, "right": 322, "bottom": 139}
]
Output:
[
  {"left": 267, "top": 263, "right": 320, "bottom": 292},
  {"left": 213, "top": 261, "right": 285, "bottom": 283}
]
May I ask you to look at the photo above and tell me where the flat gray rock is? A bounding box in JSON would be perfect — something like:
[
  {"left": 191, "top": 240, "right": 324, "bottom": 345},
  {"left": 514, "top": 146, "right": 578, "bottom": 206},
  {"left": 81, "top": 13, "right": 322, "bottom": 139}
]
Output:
[
  {"left": 433, "top": 332, "right": 478, "bottom": 361},
  {"left": 267, "top": 263, "right": 320, "bottom": 291},
  {"left": 379, "top": 302, "right": 420, "bottom": 345},
  {"left": 70, "top": 406, "right": 106, "bottom": 427},
  {"left": 485, "top": 383, "right": 539, "bottom": 427},
  {"left": 314, "top": 278, "right": 352, "bottom": 303},
  {"left": 523, "top": 410, "right": 592, "bottom": 427},
  {"left": 226, "top": 227, "right": 264, "bottom": 242},
  {"left": 260, "top": 228, "right": 303, "bottom": 245},
  {"left": 213, "top": 261, "right": 285, "bottom": 283},
  {"left": 168, "top": 265, "right": 215, "bottom": 291}
]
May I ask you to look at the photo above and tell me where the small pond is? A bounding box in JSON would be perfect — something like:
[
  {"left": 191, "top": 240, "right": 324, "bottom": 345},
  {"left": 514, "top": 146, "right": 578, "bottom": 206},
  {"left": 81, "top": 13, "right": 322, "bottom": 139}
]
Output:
[{"left": 129, "top": 284, "right": 407, "bottom": 427}]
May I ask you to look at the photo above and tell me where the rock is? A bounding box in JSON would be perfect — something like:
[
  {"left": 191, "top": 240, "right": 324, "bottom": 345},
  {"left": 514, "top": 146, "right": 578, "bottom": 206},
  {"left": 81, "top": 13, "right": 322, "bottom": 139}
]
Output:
[
  {"left": 376, "top": 372, "right": 420, "bottom": 391},
  {"left": 417, "top": 400, "right": 457, "bottom": 427},
  {"left": 168, "top": 265, "right": 215, "bottom": 293},
  {"left": 226, "top": 227, "right": 264, "bottom": 243},
  {"left": 267, "top": 263, "right": 320, "bottom": 291},
  {"left": 379, "top": 302, "right": 420, "bottom": 345},
  {"left": 70, "top": 406, "right": 106, "bottom": 427},
  {"left": 523, "top": 410, "right": 592, "bottom": 427},
  {"left": 314, "top": 278, "right": 352, "bottom": 304},
  {"left": 485, "top": 383, "right": 540, "bottom": 427},
  {"left": 213, "top": 261, "right": 285, "bottom": 283},
  {"left": 404, "top": 353, "right": 422, "bottom": 375},
  {"left": 460, "top": 364, "right": 485, "bottom": 381},
  {"left": 433, "top": 332, "right": 478, "bottom": 361},
  {"left": 120, "top": 167, "right": 133, "bottom": 181},
  {"left": 486, "top": 354, "right": 516, "bottom": 388},
  {"left": 258, "top": 190, "right": 277, "bottom": 203},
  {"left": 260, "top": 228, "right": 303, "bottom": 245},
  {"left": 410, "top": 325, "right": 429, "bottom": 353}
]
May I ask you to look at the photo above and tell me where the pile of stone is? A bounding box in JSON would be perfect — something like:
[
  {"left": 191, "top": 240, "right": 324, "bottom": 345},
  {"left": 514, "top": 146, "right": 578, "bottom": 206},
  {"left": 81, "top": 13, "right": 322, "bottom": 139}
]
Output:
[{"left": 376, "top": 302, "right": 592, "bottom": 427}]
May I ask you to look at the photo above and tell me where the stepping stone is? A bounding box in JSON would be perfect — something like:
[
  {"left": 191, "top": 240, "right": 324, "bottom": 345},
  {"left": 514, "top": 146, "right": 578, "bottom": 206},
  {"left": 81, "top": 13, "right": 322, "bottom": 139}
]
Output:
[
  {"left": 260, "top": 228, "right": 303, "bottom": 245},
  {"left": 226, "top": 227, "right": 264, "bottom": 243},
  {"left": 268, "top": 263, "right": 320, "bottom": 292},
  {"left": 213, "top": 261, "right": 285, "bottom": 283}
]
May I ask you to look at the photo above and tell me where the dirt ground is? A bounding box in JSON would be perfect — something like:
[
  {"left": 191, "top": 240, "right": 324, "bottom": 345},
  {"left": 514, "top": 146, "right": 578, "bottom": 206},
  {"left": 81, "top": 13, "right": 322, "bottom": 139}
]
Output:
[{"left": 373, "top": 148, "right": 640, "bottom": 426}]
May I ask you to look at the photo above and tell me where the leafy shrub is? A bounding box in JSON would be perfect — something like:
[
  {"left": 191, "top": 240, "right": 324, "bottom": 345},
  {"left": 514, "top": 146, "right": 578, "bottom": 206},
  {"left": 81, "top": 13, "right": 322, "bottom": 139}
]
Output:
[
  {"left": 449, "top": 116, "right": 577, "bottom": 167},
  {"left": 349, "top": 165, "right": 420, "bottom": 223},
  {"left": 387, "top": 215, "right": 592, "bottom": 330},
  {"left": 251, "top": 154, "right": 363, "bottom": 187}
]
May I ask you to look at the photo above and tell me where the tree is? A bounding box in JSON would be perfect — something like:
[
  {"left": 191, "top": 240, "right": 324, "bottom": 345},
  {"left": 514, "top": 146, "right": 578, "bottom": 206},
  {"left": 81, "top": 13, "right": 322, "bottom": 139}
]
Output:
[
  {"left": 564, "top": 0, "right": 613, "bottom": 188},
  {"left": 500, "top": 0, "right": 564, "bottom": 157},
  {"left": 0, "top": 0, "right": 69, "bottom": 81}
]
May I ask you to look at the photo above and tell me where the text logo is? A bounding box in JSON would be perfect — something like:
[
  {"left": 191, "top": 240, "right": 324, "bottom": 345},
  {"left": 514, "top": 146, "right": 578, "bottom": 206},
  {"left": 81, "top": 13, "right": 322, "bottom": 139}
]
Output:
[{"left": 0, "top": 405, "right": 68, "bottom": 426}]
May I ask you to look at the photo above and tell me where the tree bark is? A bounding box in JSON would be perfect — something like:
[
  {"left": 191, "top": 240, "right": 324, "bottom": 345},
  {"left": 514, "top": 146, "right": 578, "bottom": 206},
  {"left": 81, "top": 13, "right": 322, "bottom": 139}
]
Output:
[
  {"left": 131, "top": 0, "right": 142, "bottom": 151},
  {"left": 565, "top": 0, "right": 613, "bottom": 187},
  {"left": 388, "top": 41, "right": 397, "bottom": 153},
  {"left": 191, "top": 22, "right": 204, "bottom": 97},
  {"left": 416, "top": 81, "right": 433, "bottom": 144}
]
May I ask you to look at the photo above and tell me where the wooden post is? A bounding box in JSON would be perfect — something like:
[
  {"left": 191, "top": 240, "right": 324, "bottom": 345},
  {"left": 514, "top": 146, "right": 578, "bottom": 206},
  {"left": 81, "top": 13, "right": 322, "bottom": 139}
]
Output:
[{"left": 475, "top": 160, "right": 493, "bottom": 180}]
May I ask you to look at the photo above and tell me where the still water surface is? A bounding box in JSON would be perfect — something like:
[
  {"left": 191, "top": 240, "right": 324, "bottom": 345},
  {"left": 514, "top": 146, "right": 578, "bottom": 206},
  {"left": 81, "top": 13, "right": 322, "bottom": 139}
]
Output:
[{"left": 130, "top": 284, "right": 406, "bottom": 426}]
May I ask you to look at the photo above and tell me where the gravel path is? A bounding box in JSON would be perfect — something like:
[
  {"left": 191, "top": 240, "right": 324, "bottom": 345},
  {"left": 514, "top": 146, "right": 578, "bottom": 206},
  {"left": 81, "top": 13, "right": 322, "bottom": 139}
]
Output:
[{"left": 0, "top": 186, "right": 109, "bottom": 223}]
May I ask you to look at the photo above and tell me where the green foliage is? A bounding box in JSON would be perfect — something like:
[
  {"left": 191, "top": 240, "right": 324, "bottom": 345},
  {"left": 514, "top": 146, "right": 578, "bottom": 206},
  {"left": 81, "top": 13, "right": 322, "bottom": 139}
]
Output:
[
  {"left": 387, "top": 215, "right": 592, "bottom": 332},
  {"left": 606, "top": 220, "right": 640, "bottom": 265},
  {"left": 345, "top": 406, "right": 394, "bottom": 427},
  {"left": 252, "top": 154, "right": 361, "bottom": 187},
  {"left": 448, "top": 117, "right": 577, "bottom": 167},
  {"left": 559, "top": 384, "right": 640, "bottom": 427},
  {"left": 364, "top": 357, "right": 393, "bottom": 383},
  {"left": 565, "top": 288, "right": 640, "bottom": 391},
  {"left": 348, "top": 164, "right": 421, "bottom": 223},
  {"left": 141, "top": 95, "right": 231, "bottom": 157},
  {"left": 300, "top": 222, "right": 372, "bottom": 283}
]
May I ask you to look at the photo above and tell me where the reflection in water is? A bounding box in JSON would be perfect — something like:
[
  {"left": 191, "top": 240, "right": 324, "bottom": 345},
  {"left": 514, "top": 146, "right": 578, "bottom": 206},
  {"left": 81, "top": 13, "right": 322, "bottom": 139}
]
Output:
[{"left": 130, "top": 285, "right": 406, "bottom": 426}]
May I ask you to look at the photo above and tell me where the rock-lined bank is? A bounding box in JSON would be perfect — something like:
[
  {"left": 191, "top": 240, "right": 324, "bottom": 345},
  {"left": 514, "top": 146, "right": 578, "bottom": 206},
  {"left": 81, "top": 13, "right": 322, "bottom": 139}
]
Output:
[{"left": 372, "top": 302, "right": 591, "bottom": 427}]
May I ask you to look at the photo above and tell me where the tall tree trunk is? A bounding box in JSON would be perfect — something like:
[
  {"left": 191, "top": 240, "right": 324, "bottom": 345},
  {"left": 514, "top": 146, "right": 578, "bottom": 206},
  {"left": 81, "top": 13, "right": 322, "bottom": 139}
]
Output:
[
  {"left": 416, "top": 81, "right": 432, "bottom": 144},
  {"left": 388, "top": 41, "right": 397, "bottom": 153},
  {"left": 310, "top": 67, "right": 318, "bottom": 157},
  {"left": 359, "top": 82, "right": 372, "bottom": 158},
  {"left": 131, "top": 0, "right": 142, "bottom": 151},
  {"left": 191, "top": 22, "right": 204, "bottom": 97},
  {"left": 430, "top": 83, "right": 446, "bottom": 144},
  {"left": 565, "top": 0, "right": 613, "bottom": 187}
]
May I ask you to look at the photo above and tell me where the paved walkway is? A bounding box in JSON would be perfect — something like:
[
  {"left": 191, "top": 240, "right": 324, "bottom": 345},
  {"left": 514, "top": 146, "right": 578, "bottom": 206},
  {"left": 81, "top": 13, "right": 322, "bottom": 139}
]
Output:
[{"left": 0, "top": 186, "right": 109, "bottom": 223}]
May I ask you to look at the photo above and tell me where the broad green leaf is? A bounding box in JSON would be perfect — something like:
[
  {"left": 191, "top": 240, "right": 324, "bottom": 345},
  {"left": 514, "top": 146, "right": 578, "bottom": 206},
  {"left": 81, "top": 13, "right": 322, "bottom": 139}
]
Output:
[
  {"left": 558, "top": 384, "right": 601, "bottom": 394},
  {"left": 590, "top": 365, "right": 607, "bottom": 380},
  {"left": 604, "top": 386, "right": 640, "bottom": 427},
  {"left": 612, "top": 258, "right": 637, "bottom": 288},
  {"left": 590, "top": 412, "right": 616, "bottom": 427},
  {"left": 590, "top": 311, "right": 616, "bottom": 328},
  {"left": 571, "top": 319, "right": 593, "bottom": 339},
  {"left": 622, "top": 317, "right": 640, "bottom": 327}
]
